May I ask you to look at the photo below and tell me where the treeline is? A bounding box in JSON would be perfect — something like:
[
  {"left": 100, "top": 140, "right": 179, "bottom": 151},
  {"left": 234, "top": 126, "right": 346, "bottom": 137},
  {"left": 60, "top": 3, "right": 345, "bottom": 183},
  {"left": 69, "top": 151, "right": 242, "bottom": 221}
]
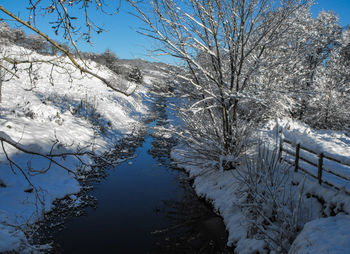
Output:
[
  {"left": 0, "top": 22, "right": 69, "bottom": 55},
  {"left": 0, "top": 22, "right": 143, "bottom": 84},
  {"left": 80, "top": 50, "right": 143, "bottom": 84}
]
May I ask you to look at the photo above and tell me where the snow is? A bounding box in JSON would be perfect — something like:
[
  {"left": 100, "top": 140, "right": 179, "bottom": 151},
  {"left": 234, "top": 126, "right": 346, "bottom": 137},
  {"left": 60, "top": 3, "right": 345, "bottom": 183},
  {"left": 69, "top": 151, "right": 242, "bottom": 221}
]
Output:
[
  {"left": 265, "top": 119, "right": 350, "bottom": 192},
  {"left": 270, "top": 118, "right": 350, "bottom": 166},
  {"left": 235, "top": 238, "right": 267, "bottom": 254},
  {"left": 289, "top": 215, "right": 350, "bottom": 254},
  {"left": 0, "top": 45, "right": 148, "bottom": 251},
  {"left": 0, "top": 211, "right": 51, "bottom": 253},
  {"left": 2, "top": 42, "right": 350, "bottom": 253},
  {"left": 172, "top": 117, "right": 350, "bottom": 253}
]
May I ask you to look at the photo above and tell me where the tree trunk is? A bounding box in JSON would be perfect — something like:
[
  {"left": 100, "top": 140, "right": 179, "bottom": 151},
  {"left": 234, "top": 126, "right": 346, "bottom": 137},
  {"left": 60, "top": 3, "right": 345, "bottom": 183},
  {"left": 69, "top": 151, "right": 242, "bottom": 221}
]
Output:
[{"left": 222, "top": 104, "right": 229, "bottom": 152}]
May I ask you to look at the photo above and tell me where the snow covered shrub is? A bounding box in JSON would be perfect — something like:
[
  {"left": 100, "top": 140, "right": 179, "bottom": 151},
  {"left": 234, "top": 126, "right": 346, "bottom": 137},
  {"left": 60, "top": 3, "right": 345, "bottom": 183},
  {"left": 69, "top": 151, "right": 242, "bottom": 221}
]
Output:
[
  {"left": 69, "top": 96, "right": 105, "bottom": 132},
  {"left": 174, "top": 97, "right": 254, "bottom": 171},
  {"left": 0, "top": 22, "right": 20, "bottom": 45},
  {"left": 237, "top": 145, "right": 308, "bottom": 253},
  {"left": 127, "top": 66, "right": 143, "bottom": 84}
]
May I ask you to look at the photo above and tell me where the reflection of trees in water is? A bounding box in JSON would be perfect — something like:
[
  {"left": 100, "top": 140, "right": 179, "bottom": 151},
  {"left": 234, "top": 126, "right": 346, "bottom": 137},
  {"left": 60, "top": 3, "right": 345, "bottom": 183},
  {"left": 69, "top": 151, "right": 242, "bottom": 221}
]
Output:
[
  {"left": 148, "top": 95, "right": 177, "bottom": 164},
  {"left": 152, "top": 175, "right": 232, "bottom": 254},
  {"left": 148, "top": 97, "right": 232, "bottom": 253}
]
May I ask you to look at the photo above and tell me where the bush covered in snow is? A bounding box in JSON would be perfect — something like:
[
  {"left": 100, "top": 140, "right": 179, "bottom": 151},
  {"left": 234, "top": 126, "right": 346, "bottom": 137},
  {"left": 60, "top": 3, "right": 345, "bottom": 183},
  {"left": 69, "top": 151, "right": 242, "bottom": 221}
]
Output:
[{"left": 236, "top": 145, "right": 308, "bottom": 253}]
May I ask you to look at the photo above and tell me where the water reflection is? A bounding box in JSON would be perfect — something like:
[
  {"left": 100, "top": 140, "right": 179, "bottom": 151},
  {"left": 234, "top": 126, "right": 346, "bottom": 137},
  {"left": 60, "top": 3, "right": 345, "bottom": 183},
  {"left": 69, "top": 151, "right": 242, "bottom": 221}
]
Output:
[
  {"left": 34, "top": 94, "right": 232, "bottom": 253},
  {"left": 151, "top": 175, "right": 231, "bottom": 253},
  {"left": 148, "top": 96, "right": 232, "bottom": 253}
]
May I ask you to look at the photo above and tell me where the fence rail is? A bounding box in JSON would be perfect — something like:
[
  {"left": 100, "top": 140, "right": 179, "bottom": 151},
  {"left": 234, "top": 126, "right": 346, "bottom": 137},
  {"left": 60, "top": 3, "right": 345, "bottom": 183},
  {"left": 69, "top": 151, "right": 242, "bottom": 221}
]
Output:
[{"left": 279, "top": 138, "right": 350, "bottom": 195}]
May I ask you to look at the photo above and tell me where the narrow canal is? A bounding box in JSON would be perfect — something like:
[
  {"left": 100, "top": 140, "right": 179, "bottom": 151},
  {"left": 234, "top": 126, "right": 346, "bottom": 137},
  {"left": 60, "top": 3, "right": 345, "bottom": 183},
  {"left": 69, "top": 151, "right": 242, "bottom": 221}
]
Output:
[{"left": 42, "top": 96, "right": 231, "bottom": 253}]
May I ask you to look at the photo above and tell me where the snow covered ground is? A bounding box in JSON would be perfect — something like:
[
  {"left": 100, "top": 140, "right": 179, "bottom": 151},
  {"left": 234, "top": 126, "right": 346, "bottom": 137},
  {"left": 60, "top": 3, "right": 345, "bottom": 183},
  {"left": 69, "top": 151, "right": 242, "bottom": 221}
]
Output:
[
  {"left": 2, "top": 43, "right": 350, "bottom": 253},
  {"left": 0, "top": 45, "right": 149, "bottom": 252},
  {"left": 270, "top": 119, "right": 350, "bottom": 192},
  {"left": 171, "top": 118, "right": 350, "bottom": 253},
  {"left": 289, "top": 214, "right": 350, "bottom": 254}
]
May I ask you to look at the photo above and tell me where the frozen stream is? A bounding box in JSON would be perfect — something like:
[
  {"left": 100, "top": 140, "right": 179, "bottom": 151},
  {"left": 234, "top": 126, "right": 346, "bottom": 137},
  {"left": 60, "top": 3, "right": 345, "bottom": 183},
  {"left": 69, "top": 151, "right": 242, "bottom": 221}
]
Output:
[{"left": 42, "top": 97, "right": 232, "bottom": 253}]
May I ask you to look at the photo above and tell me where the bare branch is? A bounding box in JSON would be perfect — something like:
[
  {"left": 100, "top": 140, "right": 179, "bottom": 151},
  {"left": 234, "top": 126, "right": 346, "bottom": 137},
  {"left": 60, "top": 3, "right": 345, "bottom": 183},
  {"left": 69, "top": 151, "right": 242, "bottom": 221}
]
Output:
[{"left": 0, "top": 4, "right": 134, "bottom": 96}]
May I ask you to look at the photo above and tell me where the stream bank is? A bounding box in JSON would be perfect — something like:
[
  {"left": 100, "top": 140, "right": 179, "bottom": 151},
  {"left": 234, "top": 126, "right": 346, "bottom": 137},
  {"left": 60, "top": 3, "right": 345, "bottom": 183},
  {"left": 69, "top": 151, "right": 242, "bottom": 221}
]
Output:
[{"left": 33, "top": 96, "right": 232, "bottom": 253}]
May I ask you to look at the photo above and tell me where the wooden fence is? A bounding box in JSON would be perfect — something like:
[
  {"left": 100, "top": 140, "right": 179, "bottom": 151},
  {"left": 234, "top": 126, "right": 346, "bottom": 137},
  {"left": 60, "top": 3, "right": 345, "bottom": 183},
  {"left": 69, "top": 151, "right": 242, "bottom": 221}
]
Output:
[{"left": 278, "top": 138, "right": 350, "bottom": 194}]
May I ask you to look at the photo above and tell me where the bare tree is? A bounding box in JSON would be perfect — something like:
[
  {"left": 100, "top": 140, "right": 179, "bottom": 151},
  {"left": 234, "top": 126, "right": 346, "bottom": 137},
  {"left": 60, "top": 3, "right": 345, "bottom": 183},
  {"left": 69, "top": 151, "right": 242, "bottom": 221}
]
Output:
[
  {"left": 0, "top": 1, "right": 136, "bottom": 96},
  {"left": 130, "top": 0, "right": 310, "bottom": 168}
]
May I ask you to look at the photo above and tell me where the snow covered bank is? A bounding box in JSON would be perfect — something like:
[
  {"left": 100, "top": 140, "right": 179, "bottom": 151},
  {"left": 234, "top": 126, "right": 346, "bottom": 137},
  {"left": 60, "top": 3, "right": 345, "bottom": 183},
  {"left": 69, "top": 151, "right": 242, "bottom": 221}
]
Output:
[
  {"left": 171, "top": 118, "right": 350, "bottom": 253},
  {"left": 0, "top": 45, "right": 148, "bottom": 252},
  {"left": 171, "top": 146, "right": 264, "bottom": 251},
  {"left": 289, "top": 215, "right": 350, "bottom": 254}
]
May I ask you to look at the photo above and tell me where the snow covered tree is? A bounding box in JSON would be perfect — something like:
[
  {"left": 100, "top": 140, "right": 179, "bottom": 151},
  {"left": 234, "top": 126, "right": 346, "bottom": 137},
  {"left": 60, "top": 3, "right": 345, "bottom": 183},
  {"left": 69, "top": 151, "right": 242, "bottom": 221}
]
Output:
[
  {"left": 306, "top": 26, "right": 350, "bottom": 129},
  {"left": 248, "top": 7, "right": 343, "bottom": 122},
  {"left": 130, "top": 0, "right": 311, "bottom": 168},
  {"left": 290, "top": 11, "right": 342, "bottom": 120},
  {"left": 102, "top": 49, "right": 119, "bottom": 67}
]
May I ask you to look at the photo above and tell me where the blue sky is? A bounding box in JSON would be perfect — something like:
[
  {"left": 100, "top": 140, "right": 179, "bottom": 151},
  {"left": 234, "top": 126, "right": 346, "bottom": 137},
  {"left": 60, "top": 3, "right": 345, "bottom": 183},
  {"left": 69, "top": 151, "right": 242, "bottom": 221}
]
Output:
[
  {"left": 1, "top": 0, "right": 350, "bottom": 63},
  {"left": 311, "top": 0, "right": 350, "bottom": 26}
]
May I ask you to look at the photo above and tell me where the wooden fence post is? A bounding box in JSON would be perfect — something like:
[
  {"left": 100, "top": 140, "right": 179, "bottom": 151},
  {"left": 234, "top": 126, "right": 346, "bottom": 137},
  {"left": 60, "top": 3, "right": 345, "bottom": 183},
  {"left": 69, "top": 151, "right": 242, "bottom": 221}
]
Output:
[
  {"left": 318, "top": 153, "right": 324, "bottom": 184},
  {"left": 295, "top": 143, "right": 300, "bottom": 172}
]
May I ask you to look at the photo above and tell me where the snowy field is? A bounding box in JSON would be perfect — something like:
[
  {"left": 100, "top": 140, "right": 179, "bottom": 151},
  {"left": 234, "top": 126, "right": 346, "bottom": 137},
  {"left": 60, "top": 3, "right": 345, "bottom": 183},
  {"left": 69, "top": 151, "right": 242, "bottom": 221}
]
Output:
[
  {"left": 172, "top": 119, "right": 350, "bottom": 253},
  {"left": 0, "top": 45, "right": 149, "bottom": 252}
]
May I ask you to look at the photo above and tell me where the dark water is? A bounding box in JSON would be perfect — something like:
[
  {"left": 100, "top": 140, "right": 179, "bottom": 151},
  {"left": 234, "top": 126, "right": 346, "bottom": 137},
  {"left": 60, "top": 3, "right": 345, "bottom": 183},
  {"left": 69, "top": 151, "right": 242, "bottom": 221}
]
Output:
[{"left": 48, "top": 97, "right": 232, "bottom": 253}]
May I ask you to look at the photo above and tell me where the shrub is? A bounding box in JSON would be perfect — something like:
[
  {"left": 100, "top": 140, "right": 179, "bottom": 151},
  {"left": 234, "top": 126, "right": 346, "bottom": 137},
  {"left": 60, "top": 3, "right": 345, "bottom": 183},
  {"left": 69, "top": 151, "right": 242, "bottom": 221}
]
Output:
[
  {"left": 127, "top": 66, "right": 143, "bottom": 84},
  {"left": 236, "top": 145, "right": 307, "bottom": 253}
]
